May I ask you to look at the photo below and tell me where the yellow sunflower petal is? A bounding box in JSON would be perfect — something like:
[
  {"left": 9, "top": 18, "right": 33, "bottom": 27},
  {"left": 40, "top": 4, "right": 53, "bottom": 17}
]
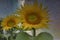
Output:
[{"left": 40, "top": 3, "right": 43, "bottom": 10}]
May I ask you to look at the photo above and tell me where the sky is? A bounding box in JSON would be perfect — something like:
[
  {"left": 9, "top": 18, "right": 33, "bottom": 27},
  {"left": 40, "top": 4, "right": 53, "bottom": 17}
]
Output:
[
  {"left": 0, "top": 0, "right": 60, "bottom": 40},
  {"left": 0, "top": 0, "right": 18, "bottom": 18}
]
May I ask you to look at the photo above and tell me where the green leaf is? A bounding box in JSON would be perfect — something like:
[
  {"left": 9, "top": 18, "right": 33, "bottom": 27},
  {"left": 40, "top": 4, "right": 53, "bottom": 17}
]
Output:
[
  {"left": 15, "top": 32, "right": 31, "bottom": 40},
  {"left": 34, "top": 32, "right": 53, "bottom": 40},
  {"left": 0, "top": 33, "right": 3, "bottom": 38}
]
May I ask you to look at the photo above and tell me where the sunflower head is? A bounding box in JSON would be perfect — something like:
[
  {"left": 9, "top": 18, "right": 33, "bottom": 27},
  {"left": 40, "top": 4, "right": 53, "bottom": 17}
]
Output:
[
  {"left": 17, "top": 0, "right": 49, "bottom": 30},
  {"left": 1, "top": 15, "right": 20, "bottom": 30}
]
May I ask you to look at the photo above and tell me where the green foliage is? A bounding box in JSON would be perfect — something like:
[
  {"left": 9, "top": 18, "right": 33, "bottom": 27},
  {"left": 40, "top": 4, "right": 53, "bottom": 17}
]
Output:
[
  {"left": 0, "top": 33, "right": 3, "bottom": 38},
  {"left": 15, "top": 31, "right": 31, "bottom": 40},
  {"left": 15, "top": 32, "right": 53, "bottom": 40},
  {"left": 34, "top": 32, "right": 53, "bottom": 40}
]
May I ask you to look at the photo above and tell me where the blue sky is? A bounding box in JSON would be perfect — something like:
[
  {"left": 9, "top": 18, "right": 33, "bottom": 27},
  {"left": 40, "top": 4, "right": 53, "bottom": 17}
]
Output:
[
  {"left": 0, "top": 0, "right": 60, "bottom": 40},
  {"left": 0, "top": 0, "right": 18, "bottom": 18},
  {"left": 0, "top": 0, "right": 60, "bottom": 19}
]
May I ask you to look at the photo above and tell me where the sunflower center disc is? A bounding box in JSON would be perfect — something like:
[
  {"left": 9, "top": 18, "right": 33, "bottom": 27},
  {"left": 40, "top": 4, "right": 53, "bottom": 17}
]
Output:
[
  {"left": 7, "top": 20, "right": 15, "bottom": 27},
  {"left": 25, "top": 13, "right": 41, "bottom": 25}
]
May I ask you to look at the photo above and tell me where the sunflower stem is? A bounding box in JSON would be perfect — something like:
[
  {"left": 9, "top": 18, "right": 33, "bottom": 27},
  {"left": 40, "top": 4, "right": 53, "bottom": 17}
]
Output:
[
  {"left": 32, "top": 28, "right": 36, "bottom": 37},
  {"left": 6, "top": 36, "right": 8, "bottom": 40}
]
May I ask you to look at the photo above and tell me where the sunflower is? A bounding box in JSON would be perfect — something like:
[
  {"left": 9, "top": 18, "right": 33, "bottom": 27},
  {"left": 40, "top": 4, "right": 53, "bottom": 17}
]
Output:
[
  {"left": 1, "top": 15, "right": 20, "bottom": 30},
  {"left": 17, "top": 0, "right": 49, "bottom": 30}
]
